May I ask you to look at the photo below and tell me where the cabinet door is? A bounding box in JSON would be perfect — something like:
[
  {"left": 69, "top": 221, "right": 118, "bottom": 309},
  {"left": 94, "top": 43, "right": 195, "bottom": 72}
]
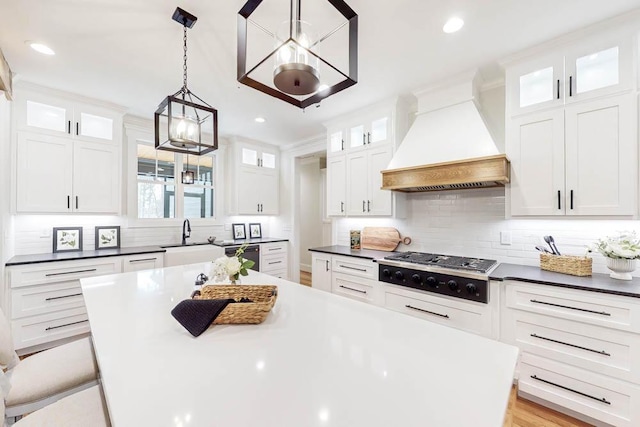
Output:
[
  {"left": 259, "top": 171, "right": 279, "bottom": 215},
  {"left": 368, "top": 116, "right": 390, "bottom": 146},
  {"left": 16, "top": 94, "right": 74, "bottom": 137},
  {"left": 121, "top": 254, "right": 164, "bottom": 272},
  {"left": 74, "top": 104, "right": 120, "bottom": 144},
  {"left": 367, "top": 145, "right": 393, "bottom": 215},
  {"left": 311, "top": 254, "right": 332, "bottom": 292},
  {"left": 348, "top": 124, "right": 366, "bottom": 150},
  {"left": 565, "top": 95, "right": 636, "bottom": 215},
  {"left": 326, "top": 155, "right": 346, "bottom": 216},
  {"left": 327, "top": 129, "right": 345, "bottom": 155},
  {"left": 509, "top": 110, "right": 565, "bottom": 216},
  {"left": 73, "top": 142, "right": 119, "bottom": 213},
  {"left": 16, "top": 132, "right": 73, "bottom": 213},
  {"left": 237, "top": 167, "right": 261, "bottom": 214},
  {"left": 346, "top": 151, "right": 368, "bottom": 215},
  {"left": 565, "top": 38, "right": 633, "bottom": 104},
  {"left": 240, "top": 145, "right": 260, "bottom": 168},
  {"left": 507, "top": 54, "right": 564, "bottom": 116},
  {"left": 259, "top": 148, "right": 278, "bottom": 173}
]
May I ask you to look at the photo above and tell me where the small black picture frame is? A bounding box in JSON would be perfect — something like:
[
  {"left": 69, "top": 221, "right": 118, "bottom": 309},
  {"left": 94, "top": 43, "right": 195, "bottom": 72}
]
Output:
[
  {"left": 53, "top": 227, "right": 83, "bottom": 253},
  {"left": 249, "top": 223, "right": 262, "bottom": 239},
  {"left": 232, "top": 223, "right": 246, "bottom": 240},
  {"left": 95, "top": 226, "right": 121, "bottom": 250}
]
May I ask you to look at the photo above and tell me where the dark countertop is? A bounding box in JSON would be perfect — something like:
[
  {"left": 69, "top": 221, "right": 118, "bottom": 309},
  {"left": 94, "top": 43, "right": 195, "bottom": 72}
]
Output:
[
  {"left": 212, "top": 237, "right": 289, "bottom": 247},
  {"left": 6, "top": 246, "right": 166, "bottom": 267},
  {"left": 490, "top": 263, "right": 640, "bottom": 298},
  {"left": 309, "top": 245, "right": 398, "bottom": 261}
]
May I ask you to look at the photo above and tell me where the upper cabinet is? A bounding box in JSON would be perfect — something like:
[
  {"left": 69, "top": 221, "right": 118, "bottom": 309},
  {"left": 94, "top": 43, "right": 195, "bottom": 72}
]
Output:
[
  {"left": 507, "top": 35, "right": 633, "bottom": 117},
  {"left": 12, "top": 85, "right": 124, "bottom": 214},
  {"left": 327, "top": 112, "right": 391, "bottom": 156}
]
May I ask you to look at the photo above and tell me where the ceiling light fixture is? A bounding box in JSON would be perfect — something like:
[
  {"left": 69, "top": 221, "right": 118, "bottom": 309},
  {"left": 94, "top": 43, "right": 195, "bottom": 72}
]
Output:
[
  {"left": 255, "top": 117, "right": 266, "bottom": 123},
  {"left": 237, "top": 0, "right": 358, "bottom": 109},
  {"left": 443, "top": 17, "right": 464, "bottom": 34},
  {"left": 181, "top": 155, "right": 195, "bottom": 185},
  {"left": 154, "top": 7, "right": 218, "bottom": 156},
  {"left": 28, "top": 42, "right": 55, "bottom": 55}
]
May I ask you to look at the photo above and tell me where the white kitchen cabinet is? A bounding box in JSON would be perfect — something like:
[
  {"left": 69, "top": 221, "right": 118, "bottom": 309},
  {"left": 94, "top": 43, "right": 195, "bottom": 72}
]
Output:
[
  {"left": 260, "top": 242, "right": 288, "bottom": 279},
  {"left": 240, "top": 143, "right": 278, "bottom": 171},
  {"left": 326, "top": 155, "right": 346, "bottom": 216},
  {"left": 346, "top": 145, "right": 392, "bottom": 216},
  {"left": 327, "top": 129, "right": 345, "bottom": 155},
  {"left": 16, "top": 131, "right": 120, "bottom": 214},
  {"left": 507, "top": 34, "right": 633, "bottom": 116},
  {"left": 311, "top": 253, "right": 332, "bottom": 292},
  {"left": 121, "top": 253, "right": 164, "bottom": 272},
  {"left": 509, "top": 94, "right": 636, "bottom": 216},
  {"left": 347, "top": 114, "right": 390, "bottom": 152}
]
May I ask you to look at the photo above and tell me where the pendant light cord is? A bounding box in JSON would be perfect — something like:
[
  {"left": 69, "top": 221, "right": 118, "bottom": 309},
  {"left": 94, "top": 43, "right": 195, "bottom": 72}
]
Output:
[{"left": 183, "top": 25, "right": 188, "bottom": 93}]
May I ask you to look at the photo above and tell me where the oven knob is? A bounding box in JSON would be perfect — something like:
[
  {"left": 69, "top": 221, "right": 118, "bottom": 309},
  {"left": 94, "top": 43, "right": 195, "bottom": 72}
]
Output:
[
  {"left": 466, "top": 283, "right": 478, "bottom": 294},
  {"left": 447, "top": 280, "right": 459, "bottom": 291},
  {"left": 394, "top": 271, "right": 404, "bottom": 280},
  {"left": 382, "top": 269, "right": 391, "bottom": 278},
  {"left": 411, "top": 274, "right": 421, "bottom": 284},
  {"left": 426, "top": 276, "right": 437, "bottom": 287}
]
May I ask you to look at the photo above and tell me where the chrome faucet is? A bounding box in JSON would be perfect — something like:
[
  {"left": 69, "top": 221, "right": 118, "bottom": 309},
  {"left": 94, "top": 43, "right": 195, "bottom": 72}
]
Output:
[{"left": 182, "top": 219, "right": 191, "bottom": 245}]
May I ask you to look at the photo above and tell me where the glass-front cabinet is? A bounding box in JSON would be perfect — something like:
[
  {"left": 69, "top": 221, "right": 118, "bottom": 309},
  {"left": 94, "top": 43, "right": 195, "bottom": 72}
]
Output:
[
  {"left": 240, "top": 144, "right": 277, "bottom": 172},
  {"left": 507, "top": 53, "right": 564, "bottom": 116}
]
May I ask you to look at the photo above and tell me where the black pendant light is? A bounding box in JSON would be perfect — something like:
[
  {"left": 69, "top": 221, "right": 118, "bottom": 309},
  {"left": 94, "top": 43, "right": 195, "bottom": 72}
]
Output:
[
  {"left": 237, "top": 0, "right": 358, "bottom": 109},
  {"left": 155, "top": 7, "right": 218, "bottom": 155},
  {"left": 181, "top": 155, "right": 195, "bottom": 184}
]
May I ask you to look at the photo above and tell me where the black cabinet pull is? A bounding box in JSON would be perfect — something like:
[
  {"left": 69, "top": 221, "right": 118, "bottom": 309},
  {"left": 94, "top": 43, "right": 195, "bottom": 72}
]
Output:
[
  {"left": 338, "top": 264, "right": 367, "bottom": 272},
  {"left": 45, "top": 268, "right": 97, "bottom": 277},
  {"left": 367, "top": 132, "right": 371, "bottom": 144},
  {"left": 530, "top": 375, "right": 610, "bottom": 405},
  {"left": 530, "top": 299, "right": 611, "bottom": 316},
  {"left": 257, "top": 204, "right": 260, "bottom": 212},
  {"left": 339, "top": 285, "right": 367, "bottom": 294},
  {"left": 75, "top": 196, "right": 78, "bottom": 209},
  {"left": 530, "top": 333, "right": 611, "bottom": 356},
  {"left": 45, "top": 293, "right": 82, "bottom": 301},
  {"left": 556, "top": 79, "right": 560, "bottom": 99},
  {"left": 325, "top": 260, "right": 329, "bottom": 272},
  {"left": 76, "top": 122, "right": 79, "bottom": 135},
  {"left": 340, "top": 201, "right": 344, "bottom": 213},
  {"left": 67, "top": 195, "right": 70, "bottom": 209},
  {"left": 367, "top": 200, "right": 370, "bottom": 212},
  {"left": 129, "top": 258, "right": 157, "bottom": 263},
  {"left": 341, "top": 139, "right": 344, "bottom": 151},
  {"left": 260, "top": 204, "right": 263, "bottom": 212},
  {"left": 570, "top": 190, "right": 574, "bottom": 210},
  {"left": 362, "top": 200, "right": 365, "bottom": 212},
  {"left": 67, "top": 120, "right": 71, "bottom": 134},
  {"left": 405, "top": 305, "right": 449, "bottom": 318},
  {"left": 268, "top": 261, "right": 282, "bottom": 265},
  {"left": 267, "top": 248, "right": 281, "bottom": 251},
  {"left": 569, "top": 76, "right": 573, "bottom": 96},
  {"left": 362, "top": 133, "right": 366, "bottom": 145},
  {"left": 557, "top": 190, "right": 561, "bottom": 210},
  {"left": 45, "top": 319, "right": 89, "bottom": 331}
]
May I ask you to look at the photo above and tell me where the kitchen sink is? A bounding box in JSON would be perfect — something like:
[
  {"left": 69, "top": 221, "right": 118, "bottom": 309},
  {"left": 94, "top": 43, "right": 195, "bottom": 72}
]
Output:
[{"left": 163, "top": 244, "right": 224, "bottom": 267}]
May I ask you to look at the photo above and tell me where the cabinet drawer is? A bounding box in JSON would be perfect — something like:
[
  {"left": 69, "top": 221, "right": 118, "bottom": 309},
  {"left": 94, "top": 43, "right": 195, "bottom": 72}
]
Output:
[
  {"left": 261, "top": 242, "right": 287, "bottom": 254},
  {"left": 9, "top": 259, "right": 122, "bottom": 288},
  {"left": 518, "top": 353, "right": 640, "bottom": 427},
  {"left": 121, "top": 254, "right": 164, "bottom": 272},
  {"left": 505, "top": 281, "right": 640, "bottom": 333},
  {"left": 12, "top": 308, "right": 90, "bottom": 351},
  {"left": 509, "top": 310, "right": 640, "bottom": 384},
  {"left": 12, "top": 281, "right": 85, "bottom": 319},
  {"left": 261, "top": 253, "right": 287, "bottom": 273},
  {"left": 332, "top": 256, "right": 376, "bottom": 280},
  {"left": 268, "top": 269, "right": 288, "bottom": 280},
  {"left": 332, "top": 273, "right": 375, "bottom": 303},
  {"left": 384, "top": 287, "right": 492, "bottom": 337}
]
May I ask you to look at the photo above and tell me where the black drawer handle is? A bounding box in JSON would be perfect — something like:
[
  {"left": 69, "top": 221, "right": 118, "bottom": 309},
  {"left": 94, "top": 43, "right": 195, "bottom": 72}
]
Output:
[
  {"left": 405, "top": 305, "right": 449, "bottom": 318},
  {"left": 268, "top": 261, "right": 282, "bottom": 265},
  {"left": 45, "top": 319, "right": 89, "bottom": 331},
  {"left": 45, "top": 293, "right": 82, "bottom": 301},
  {"left": 268, "top": 248, "right": 282, "bottom": 251},
  {"left": 530, "top": 299, "right": 611, "bottom": 316},
  {"left": 129, "top": 258, "right": 157, "bottom": 263},
  {"left": 530, "top": 333, "right": 611, "bottom": 356},
  {"left": 339, "top": 285, "right": 367, "bottom": 294},
  {"left": 338, "top": 264, "right": 367, "bottom": 272},
  {"left": 45, "top": 268, "right": 97, "bottom": 277},
  {"left": 530, "top": 375, "right": 610, "bottom": 405}
]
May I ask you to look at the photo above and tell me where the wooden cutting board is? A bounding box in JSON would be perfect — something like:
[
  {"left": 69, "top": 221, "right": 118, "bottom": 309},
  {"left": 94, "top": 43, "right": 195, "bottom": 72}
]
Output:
[{"left": 361, "top": 227, "right": 401, "bottom": 251}]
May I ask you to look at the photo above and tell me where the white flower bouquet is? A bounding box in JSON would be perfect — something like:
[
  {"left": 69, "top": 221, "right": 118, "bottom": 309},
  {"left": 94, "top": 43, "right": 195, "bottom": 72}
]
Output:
[
  {"left": 593, "top": 231, "right": 640, "bottom": 260},
  {"left": 211, "top": 243, "right": 255, "bottom": 282}
]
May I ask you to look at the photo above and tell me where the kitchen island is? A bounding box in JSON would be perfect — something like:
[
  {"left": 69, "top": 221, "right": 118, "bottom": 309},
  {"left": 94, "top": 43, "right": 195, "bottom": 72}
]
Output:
[{"left": 81, "top": 263, "right": 518, "bottom": 427}]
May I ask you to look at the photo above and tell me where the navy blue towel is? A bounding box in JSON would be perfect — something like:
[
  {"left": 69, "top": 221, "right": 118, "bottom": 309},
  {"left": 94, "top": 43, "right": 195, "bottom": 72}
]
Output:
[{"left": 171, "top": 299, "right": 234, "bottom": 337}]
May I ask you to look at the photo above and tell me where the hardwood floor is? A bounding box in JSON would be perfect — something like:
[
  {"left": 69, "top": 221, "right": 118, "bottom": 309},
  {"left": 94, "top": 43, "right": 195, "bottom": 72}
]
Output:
[{"left": 299, "top": 270, "right": 312, "bottom": 287}]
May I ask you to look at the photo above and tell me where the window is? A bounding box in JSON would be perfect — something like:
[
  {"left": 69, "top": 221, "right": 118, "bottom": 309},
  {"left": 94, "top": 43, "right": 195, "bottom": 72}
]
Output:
[{"left": 136, "top": 144, "right": 216, "bottom": 220}]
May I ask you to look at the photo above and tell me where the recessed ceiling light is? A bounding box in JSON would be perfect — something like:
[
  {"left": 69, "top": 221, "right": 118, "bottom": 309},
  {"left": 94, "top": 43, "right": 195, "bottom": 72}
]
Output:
[
  {"left": 27, "top": 42, "right": 55, "bottom": 55},
  {"left": 443, "top": 17, "right": 464, "bottom": 34},
  {"left": 255, "top": 117, "right": 266, "bottom": 123}
]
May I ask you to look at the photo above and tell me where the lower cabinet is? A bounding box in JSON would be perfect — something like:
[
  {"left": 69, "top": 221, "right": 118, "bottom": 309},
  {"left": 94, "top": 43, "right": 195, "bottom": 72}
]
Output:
[
  {"left": 122, "top": 253, "right": 164, "bottom": 272},
  {"left": 311, "top": 253, "right": 332, "bottom": 292},
  {"left": 332, "top": 272, "right": 378, "bottom": 304},
  {"left": 259, "top": 242, "right": 288, "bottom": 279}
]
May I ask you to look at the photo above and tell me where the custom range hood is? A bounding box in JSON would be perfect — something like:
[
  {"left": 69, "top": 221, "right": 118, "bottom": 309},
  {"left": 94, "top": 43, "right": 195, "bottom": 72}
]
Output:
[{"left": 382, "top": 72, "right": 509, "bottom": 192}]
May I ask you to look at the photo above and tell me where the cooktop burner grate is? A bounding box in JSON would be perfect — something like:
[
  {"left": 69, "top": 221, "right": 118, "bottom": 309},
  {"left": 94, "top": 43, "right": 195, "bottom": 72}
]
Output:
[{"left": 384, "top": 251, "right": 497, "bottom": 273}]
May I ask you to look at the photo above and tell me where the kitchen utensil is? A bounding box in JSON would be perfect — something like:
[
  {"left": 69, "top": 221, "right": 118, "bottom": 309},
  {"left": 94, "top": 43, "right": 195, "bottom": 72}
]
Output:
[
  {"left": 535, "top": 245, "right": 551, "bottom": 253},
  {"left": 361, "top": 227, "right": 402, "bottom": 251},
  {"left": 544, "top": 235, "right": 561, "bottom": 255}
]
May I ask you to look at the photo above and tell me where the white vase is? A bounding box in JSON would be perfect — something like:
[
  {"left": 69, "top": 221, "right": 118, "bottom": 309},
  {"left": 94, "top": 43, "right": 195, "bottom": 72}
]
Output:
[{"left": 606, "top": 258, "right": 636, "bottom": 281}]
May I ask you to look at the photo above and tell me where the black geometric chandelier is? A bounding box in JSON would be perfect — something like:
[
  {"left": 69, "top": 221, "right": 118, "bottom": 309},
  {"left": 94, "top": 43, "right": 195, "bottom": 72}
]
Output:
[
  {"left": 237, "top": 0, "right": 358, "bottom": 109},
  {"left": 155, "top": 7, "right": 218, "bottom": 155}
]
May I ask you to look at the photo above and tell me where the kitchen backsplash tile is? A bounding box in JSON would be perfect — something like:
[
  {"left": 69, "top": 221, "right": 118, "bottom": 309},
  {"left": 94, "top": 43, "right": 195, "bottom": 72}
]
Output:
[{"left": 335, "top": 187, "right": 640, "bottom": 276}]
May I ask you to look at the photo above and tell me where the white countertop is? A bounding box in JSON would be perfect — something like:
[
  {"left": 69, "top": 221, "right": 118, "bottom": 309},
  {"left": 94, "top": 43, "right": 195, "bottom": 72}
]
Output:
[{"left": 81, "top": 263, "right": 518, "bottom": 427}]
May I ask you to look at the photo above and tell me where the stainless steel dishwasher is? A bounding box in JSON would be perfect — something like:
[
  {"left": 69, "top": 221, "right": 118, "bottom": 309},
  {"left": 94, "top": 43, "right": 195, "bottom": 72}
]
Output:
[{"left": 225, "top": 244, "right": 260, "bottom": 271}]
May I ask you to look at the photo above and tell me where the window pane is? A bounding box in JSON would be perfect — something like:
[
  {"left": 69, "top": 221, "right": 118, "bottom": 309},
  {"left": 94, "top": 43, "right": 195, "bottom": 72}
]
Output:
[
  {"left": 137, "top": 144, "right": 175, "bottom": 180},
  {"left": 26, "top": 101, "right": 67, "bottom": 132},
  {"left": 80, "top": 113, "right": 113, "bottom": 140},
  {"left": 137, "top": 182, "right": 175, "bottom": 218},
  {"left": 198, "top": 158, "right": 214, "bottom": 185},
  {"left": 519, "top": 66, "right": 553, "bottom": 108},
  {"left": 184, "top": 187, "right": 214, "bottom": 218},
  {"left": 576, "top": 46, "right": 619, "bottom": 94}
]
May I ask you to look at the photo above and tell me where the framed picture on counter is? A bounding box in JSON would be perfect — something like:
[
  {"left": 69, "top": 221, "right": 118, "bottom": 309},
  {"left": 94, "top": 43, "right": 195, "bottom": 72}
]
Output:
[
  {"left": 232, "top": 223, "right": 246, "bottom": 240},
  {"left": 53, "top": 227, "right": 83, "bottom": 253},
  {"left": 249, "top": 223, "right": 262, "bottom": 239},
  {"left": 95, "top": 226, "right": 120, "bottom": 250}
]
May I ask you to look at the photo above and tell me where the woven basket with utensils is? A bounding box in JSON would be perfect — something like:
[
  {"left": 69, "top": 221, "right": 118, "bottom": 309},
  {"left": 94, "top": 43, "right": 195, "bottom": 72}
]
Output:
[
  {"left": 540, "top": 253, "right": 592, "bottom": 277},
  {"left": 194, "top": 285, "right": 277, "bottom": 324}
]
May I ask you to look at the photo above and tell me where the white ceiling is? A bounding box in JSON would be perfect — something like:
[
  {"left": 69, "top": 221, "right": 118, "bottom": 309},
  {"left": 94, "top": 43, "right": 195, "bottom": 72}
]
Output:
[{"left": 1, "top": 0, "right": 640, "bottom": 145}]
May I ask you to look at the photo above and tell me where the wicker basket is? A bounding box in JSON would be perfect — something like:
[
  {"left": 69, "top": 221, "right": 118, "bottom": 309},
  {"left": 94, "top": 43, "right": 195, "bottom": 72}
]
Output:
[
  {"left": 194, "top": 285, "right": 277, "bottom": 324},
  {"left": 540, "top": 253, "right": 592, "bottom": 277}
]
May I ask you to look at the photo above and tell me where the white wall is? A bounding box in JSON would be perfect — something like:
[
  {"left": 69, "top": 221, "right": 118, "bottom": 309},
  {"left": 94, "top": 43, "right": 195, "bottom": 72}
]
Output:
[
  {"left": 299, "top": 158, "right": 322, "bottom": 271},
  {"left": 0, "top": 93, "right": 14, "bottom": 308}
]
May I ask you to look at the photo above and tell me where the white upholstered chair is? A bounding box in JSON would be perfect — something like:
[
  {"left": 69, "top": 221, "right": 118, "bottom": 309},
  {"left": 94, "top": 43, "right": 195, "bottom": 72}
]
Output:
[{"left": 0, "top": 309, "right": 99, "bottom": 423}]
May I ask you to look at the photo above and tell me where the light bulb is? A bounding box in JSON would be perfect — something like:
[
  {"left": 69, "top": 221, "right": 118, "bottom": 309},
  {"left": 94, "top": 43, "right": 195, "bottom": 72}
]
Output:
[{"left": 278, "top": 46, "right": 292, "bottom": 63}]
